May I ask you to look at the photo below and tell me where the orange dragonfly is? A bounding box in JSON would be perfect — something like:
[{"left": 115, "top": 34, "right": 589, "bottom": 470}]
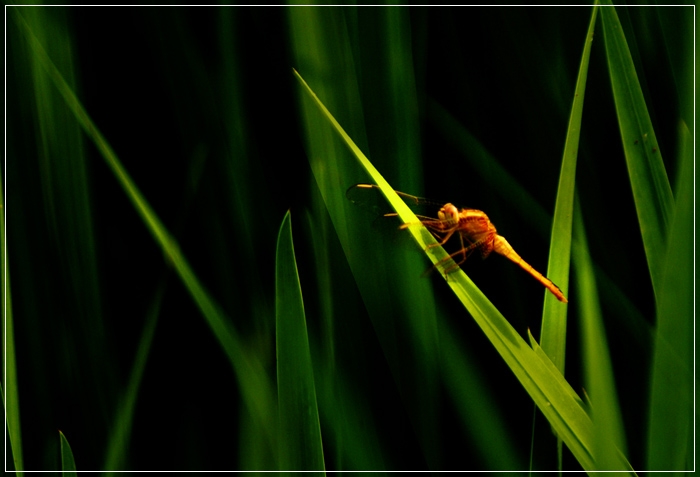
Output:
[{"left": 347, "top": 184, "right": 568, "bottom": 303}]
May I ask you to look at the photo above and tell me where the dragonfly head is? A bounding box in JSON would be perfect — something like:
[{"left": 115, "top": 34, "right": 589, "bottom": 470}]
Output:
[{"left": 437, "top": 203, "right": 460, "bottom": 225}]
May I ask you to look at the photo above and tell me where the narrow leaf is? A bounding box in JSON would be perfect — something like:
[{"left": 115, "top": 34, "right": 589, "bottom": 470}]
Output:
[
  {"left": 599, "top": 2, "right": 674, "bottom": 297},
  {"left": 539, "top": 3, "right": 598, "bottom": 372},
  {"left": 103, "top": 283, "right": 164, "bottom": 472},
  {"left": 293, "top": 68, "right": 635, "bottom": 472},
  {"left": 573, "top": 199, "right": 628, "bottom": 470},
  {"left": 15, "top": 9, "right": 278, "bottom": 454},
  {"left": 59, "top": 430, "right": 77, "bottom": 476},
  {"left": 276, "top": 211, "right": 325, "bottom": 472},
  {"left": 1, "top": 165, "right": 23, "bottom": 475},
  {"left": 646, "top": 123, "right": 693, "bottom": 471}
]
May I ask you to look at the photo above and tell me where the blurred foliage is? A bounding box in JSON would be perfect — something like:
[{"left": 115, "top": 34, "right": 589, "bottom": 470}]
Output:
[{"left": 5, "top": 4, "right": 693, "bottom": 472}]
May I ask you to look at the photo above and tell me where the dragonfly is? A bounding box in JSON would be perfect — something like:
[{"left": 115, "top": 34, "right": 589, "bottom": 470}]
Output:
[{"left": 347, "top": 183, "right": 568, "bottom": 303}]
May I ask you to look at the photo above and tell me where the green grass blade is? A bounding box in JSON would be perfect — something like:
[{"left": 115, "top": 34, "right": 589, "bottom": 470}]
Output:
[
  {"left": 302, "top": 202, "right": 392, "bottom": 470},
  {"left": 534, "top": 7, "right": 597, "bottom": 469},
  {"left": 1, "top": 166, "right": 23, "bottom": 475},
  {"left": 442, "top": 325, "right": 521, "bottom": 469},
  {"left": 275, "top": 211, "right": 325, "bottom": 472},
  {"left": 599, "top": 2, "right": 674, "bottom": 298},
  {"left": 293, "top": 68, "right": 634, "bottom": 472},
  {"left": 539, "top": 3, "right": 598, "bottom": 372},
  {"left": 59, "top": 430, "right": 77, "bottom": 475},
  {"left": 19, "top": 7, "right": 119, "bottom": 437},
  {"left": 15, "top": 9, "right": 278, "bottom": 459},
  {"left": 646, "top": 122, "right": 693, "bottom": 471},
  {"left": 314, "top": 361, "right": 389, "bottom": 470},
  {"left": 103, "top": 281, "right": 164, "bottom": 472},
  {"left": 294, "top": 68, "right": 440, "bottom": 272},
  {"left": 30, "top": 7, "right": 113, "bottom": 347},
  {"left": 572, "top": 199, "right": 628, "bottom": 470},
  {"left": 13, "top": 11, "right": 169, "bottom": 256},
  {"left": 290, "top": 9, "right": 444, "bottom": 463},
  {"left": 427, "top": 100, "right": 648, "bottom": 336},
  {"left": 446, "top": 275, "right": 598, "bottom": 471}
]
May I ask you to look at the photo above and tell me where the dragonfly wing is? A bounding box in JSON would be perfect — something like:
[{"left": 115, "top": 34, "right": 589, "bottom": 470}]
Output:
[
  {"left": 346, "top": 183, "right": 448, "bottom": 213},
  {"left": 346, "top": 184, "right": 386, "bottom": 216}
]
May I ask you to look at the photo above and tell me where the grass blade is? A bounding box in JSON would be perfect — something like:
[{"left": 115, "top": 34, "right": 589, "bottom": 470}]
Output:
[
  {"left": 294, "top": 68, "right": 441, "bottom": 272},
  {"left": 15, "top": 9, "right": 278, "bottom": 460},
  {"left": 289, "top": 8, "right": 443, "bottom": 465},
  {"left": 59, "top": 430, "right": 77, "bottom": 475},
  {"left": 1, "top": 164, "right": 23, "bottom": 474},
  {"left": 293, "top": 68, "right": 634, "bottom": 472},
  {"left": 539, "top": 3, "right": 598, "bottom": 372},
  {"left": 302, "top": 203, "right": 391, "bottom": 470},
  {"left": 599, "top": 2, "right": 674, "bottom": 298},
  {"left": 646, "top": 122, "right": 693, "bottom": 471},
  {"left": 275, "top": 211, "right": 325, "bottom": 472},
  {"left": 103, "top": 281, "right": 164, "bottom": 472},
  {"left": 442, "top": 325, "right": 521, "bottom": 469},
  {"left": 573, "top": 199, "right": 628, "bottom": 470},
  {"left": 533, "top": 6, "right": 598, "bottom": 469}
]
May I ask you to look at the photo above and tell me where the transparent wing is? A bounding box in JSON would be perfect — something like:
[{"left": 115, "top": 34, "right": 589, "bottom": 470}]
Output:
[
  {"left": 345, "top": 183, "right": 446, "bottom": 217},
  {"left": 346, "top": 183, "right": 462, "bottom": 251}
]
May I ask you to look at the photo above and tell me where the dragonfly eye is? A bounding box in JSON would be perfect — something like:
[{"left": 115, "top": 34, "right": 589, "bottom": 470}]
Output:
[{"left": 437, "top": 204, "right": 460, "bottom": 224}]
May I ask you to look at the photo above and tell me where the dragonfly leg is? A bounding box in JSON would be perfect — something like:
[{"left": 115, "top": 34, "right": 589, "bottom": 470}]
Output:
[
  {"left": 400, "top": 219, "right": 458, "bottom": 248},
  {"left": 454, "top": 231, "right": 469, "bottom": 265},
  {"left": 425, "top": 226, "right": 459, "bottom": 250},
  {"left": 434, "top": 240, "right": 484, "bottom": 274}
]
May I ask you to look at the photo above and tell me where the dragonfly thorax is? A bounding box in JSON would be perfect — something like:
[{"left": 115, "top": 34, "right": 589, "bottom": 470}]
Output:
[{"left": 459, "top": 210, "right": 497, "bottom": 245}]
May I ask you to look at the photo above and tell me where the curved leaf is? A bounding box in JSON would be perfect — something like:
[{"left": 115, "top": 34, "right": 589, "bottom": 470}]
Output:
[
  {"left": 599, "top": 2, "right": 674, "bottom": 297},
  {"left": 15, "top": 8, "right": 278, "bottom": 457},
  {"left": 275, "top": 211, "right": 325, "bottom": 472},
  {"left": 539, "top": 3, "right": 598, "bottom": 372},
  {"left": 293, "top": 68, "right": 634, "bottom": 472},
  {"left": 59, "top": 430, "right": 77, "bottom": 475}
]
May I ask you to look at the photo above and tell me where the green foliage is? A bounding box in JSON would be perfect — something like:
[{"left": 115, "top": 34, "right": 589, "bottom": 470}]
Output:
[
  {"left": 573, "top": 200, "right": 629, "bottom": 470},
  {"left": 599, "top": 1, "right": 674, "bottom": 299},
  {"left": 6, "top": 4, "right": 692, "bottom": 472},
  {"left": 1, "top": 165, "right": 23, "bottom": 476},
  {"left": 275, "top": 211, "right": 325, "bottom": 472},
  {"left": 59, "top": 430, "right": 77, "bottom": 476},
  {"left": 296, "top": 67, "right": 633, "bottom": 472},
  {"left": 539, "top": 4, "right": 598, "bottom": 374},
  {"left": 646, "top": 122, "right": 693, "bottom": 471}
]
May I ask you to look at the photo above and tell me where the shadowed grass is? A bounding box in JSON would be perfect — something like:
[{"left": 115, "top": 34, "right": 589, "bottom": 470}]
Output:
[
  {"left": 275, "top": 211, "right": 325, "bottom": 472},
  {"left": 59, "top": 430, "right": 77, "bottom": 475},
  {"left": 1, "top": 163, "right": 23, "bottom": 475},
  {"left": 289, "top": 7, "right": 444, "bottom": 468},
  {"left": 14, "top": 8, "right": 278, "bottom": 465},
  {"left": 7, "top": 5, "right": 690, "bottom": 473},
  {"left": 598, "top": 4, "right": 692, "bottom": 471},
  {"left": 646, "top": 122, "right": 693, "bottom": 470},
  {"left": 14, "top": 10, "right": 118, "bottom": 463},
  {"left": 103, "top": 281, "right": 164, "bottom": 472},
  {"left": 573, "top": 198, "right": 628, "bottom": 470},
  {"left": 599, "top": 1, "right": 674, "bottom": 299},
  {"left": 301, "top": 199, "right": 393, "bottom": 470}
]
